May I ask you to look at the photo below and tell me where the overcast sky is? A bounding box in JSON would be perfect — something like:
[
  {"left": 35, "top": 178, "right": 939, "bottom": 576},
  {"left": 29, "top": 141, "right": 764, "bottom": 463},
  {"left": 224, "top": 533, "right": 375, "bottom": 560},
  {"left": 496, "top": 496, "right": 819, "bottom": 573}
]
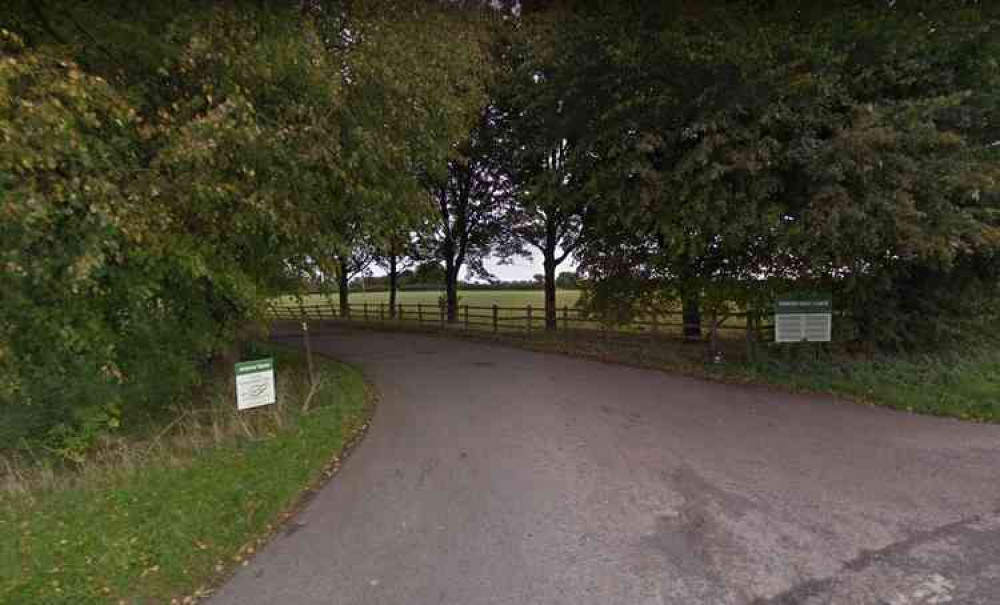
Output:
[
  {"left": 481, "top": 254, "right": 545, "bottom": 282},
  {"left": 368, "top": 253, "right": 577, "bottom": 282}
]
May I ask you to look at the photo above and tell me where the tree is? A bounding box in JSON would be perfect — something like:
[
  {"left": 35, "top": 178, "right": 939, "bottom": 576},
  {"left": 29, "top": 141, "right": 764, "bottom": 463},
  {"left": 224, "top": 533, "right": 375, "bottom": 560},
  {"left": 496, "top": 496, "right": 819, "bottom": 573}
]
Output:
[
  {"left": 1, "top": 4, "right": 363, "bottom": 443},
  {"left": 555, "top": 1, "right": 1000, "bottom": 347},
  {"left": 0, "top": 0, "right": 497, "bottom": 449},
  {"left": 1, "top": 28, "right": 145, "bottom": 419},
  {"left": 556, "top": 271, "right": 578, "bottom": 289},
  {"left": 377, "top": 232, "right": 420, "bottom": 317},
  {"left": 504, "top": 12, "right": 593, "bottom": 329},
  {"left": 413, "top": 260, "right": 447, "bottom": 285},
  {"left": 426, "top": 105, "right": 512, "bottom": 322},
  {"left": 332, "top": 244, "right": 375, "bottom": 318},
  {"left": 336, "top": 0, "right": 494, "bottom": 321}
]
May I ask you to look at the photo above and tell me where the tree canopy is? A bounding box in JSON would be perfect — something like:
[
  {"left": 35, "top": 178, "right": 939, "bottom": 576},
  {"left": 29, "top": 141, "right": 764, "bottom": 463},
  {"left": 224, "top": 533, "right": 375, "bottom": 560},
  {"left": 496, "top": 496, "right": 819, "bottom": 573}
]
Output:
[
  {"left": 3, "top": 0, "right": 999, "bottom": 448},
  {"left": 1, "top": 0, "right": 494, "bottom": 445},
  {"left": 551, "top": 0, "right": 1000, "bottom": 345}
]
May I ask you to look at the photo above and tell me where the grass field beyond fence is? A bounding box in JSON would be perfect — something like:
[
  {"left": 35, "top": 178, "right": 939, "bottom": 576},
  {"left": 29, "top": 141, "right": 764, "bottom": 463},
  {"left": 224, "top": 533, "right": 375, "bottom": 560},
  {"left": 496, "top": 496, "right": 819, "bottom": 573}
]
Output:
[
  {"left": 273, "top": 290, "right": 768, "bottom": 342},
  {"left": 279, "top": 289, "right": 582, "bottom": 309}
]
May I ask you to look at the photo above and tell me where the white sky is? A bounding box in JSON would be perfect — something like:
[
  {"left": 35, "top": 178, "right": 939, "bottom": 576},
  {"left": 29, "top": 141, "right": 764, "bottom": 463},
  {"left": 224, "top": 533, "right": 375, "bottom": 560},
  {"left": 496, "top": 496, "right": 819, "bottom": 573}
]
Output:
[
  {"left": 481, "top": 253, "right": 545, "bottom": 282},
  {"left": 482, "top": 246, "right": 580, "bottom": 281},
  {"left": 368, "top": 252, "right": 577, "bottom": 282}
]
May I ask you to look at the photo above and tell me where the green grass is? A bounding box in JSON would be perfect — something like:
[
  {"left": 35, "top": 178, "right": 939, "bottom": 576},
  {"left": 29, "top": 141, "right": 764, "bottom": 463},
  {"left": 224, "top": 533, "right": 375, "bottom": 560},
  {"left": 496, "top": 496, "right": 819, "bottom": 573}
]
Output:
[
  {"left": 0, "top": 346, "right": 372, "bottom": 604},
  {"left": 274, "top": 289, "right": 763, "bottom": 339},
  {"left": 515, "top": 331, "right": 1000, "bottom": 423},
  {"left": 274, "top": 289, "right": 682, "bottom": 333},
  {"left": 279, "top": 289, "right": 582, "bottom": 310},
  {"left": 729, "top": 347, "right": 1000, "bottom": 422}
]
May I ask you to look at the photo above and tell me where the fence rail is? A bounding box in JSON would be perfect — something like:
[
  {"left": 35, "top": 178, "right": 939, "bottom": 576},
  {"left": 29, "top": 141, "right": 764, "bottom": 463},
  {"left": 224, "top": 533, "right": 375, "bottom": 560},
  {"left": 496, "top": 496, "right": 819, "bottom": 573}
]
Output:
[{"left": 267, "top": 300, "right": 776, "bottom": 349}]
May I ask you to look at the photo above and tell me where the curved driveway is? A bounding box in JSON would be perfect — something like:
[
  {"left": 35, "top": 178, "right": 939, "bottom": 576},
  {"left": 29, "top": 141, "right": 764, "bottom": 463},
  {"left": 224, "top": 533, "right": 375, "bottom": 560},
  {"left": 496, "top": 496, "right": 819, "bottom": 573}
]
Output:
[{"left": 213, "top": 327, "right": 1000, "bottom": 604}]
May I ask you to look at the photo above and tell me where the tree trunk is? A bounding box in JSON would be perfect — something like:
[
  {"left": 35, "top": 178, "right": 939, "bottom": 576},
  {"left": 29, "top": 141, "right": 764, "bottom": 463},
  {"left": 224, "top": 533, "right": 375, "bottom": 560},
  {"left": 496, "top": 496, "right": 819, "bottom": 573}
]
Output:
[
  {"left": 543, "top": 255, "right": 557, "bottom": 330},
  {"left": 445, "top": 258, "right": 459, "bottom": 323},
  {"left": 388, "top": 253, "right": 398, "bottom": 319},
  {"left": 337, "top": 258, "right": 350, "bottom": 319},
  {"left": 682, "top": 291, "right": 702, "bottom": 341}
]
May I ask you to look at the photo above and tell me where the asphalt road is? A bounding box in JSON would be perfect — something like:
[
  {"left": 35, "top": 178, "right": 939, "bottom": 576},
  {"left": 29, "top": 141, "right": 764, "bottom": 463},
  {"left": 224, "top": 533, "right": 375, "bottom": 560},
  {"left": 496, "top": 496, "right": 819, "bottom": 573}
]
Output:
[{"left": 212, "top": 327, "right": 1000, "bottom": 605}]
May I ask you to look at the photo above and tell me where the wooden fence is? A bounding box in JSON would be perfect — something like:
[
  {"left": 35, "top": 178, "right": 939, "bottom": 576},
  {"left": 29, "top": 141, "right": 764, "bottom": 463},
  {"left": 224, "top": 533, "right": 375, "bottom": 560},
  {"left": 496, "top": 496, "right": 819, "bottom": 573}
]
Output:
[{"left": 267, "top": 300, "right": 775, "bottom": 348}]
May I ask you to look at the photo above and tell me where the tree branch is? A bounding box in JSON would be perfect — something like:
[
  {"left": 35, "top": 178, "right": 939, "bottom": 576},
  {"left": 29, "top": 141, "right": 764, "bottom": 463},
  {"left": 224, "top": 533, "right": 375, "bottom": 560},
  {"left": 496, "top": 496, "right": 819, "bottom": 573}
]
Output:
[
  {"left": 29, "top": 2, "right": 70, "bottom": 45},
  {"left": 66, "top": 11, "right": 119, "bottom": 63}
]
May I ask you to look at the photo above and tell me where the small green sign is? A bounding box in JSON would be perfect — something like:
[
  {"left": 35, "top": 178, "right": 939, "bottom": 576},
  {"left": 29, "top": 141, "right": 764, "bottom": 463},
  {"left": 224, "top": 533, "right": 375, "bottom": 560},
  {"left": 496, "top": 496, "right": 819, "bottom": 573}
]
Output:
[
  {"left": 235, "top": 358, "right": 274, "bottom": 376},
  {"left": 235, "top": 358, "right": 275, "bottom": 410}
]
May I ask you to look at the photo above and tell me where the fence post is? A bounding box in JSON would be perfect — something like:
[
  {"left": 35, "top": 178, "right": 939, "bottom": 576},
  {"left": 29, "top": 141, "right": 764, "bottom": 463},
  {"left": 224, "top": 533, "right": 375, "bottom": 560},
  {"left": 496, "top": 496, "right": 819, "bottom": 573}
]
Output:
[
  {"left": 418, "top": 303, "right": 423, "bottom": 325},
  {"left": 711, "top": 310, "right": 720, "bottom": 363},
  {"left": 439, "top": 303, "right": 445, "bottom": 328},
  {"left": 301, "top": 321, "right": 315, "bottom": 389},
  {"left": 562, "top": 306, "right": 569, "bottom": 331},
  {"left": 527, "top": 304, "right": 533, "bottom": 333},
  {"left": 379, "top": 303, "right": 384, "bottom": 322},
  {"left": 464, "top": 305, "right": 470, "bottom": 330},
  {"left": 651, "top": 312, "right": 659, "bottom": 335},
  {"left": 363, "top": 302, "right": 368, "bottom": 322},
  {"left": 398, "top": 304, "right": 404, "bottom": 323},
  {"left": 746, "top": 311, "right": 757, "bottom": 362},
  {"left": 493, "top": 304, "right": 499, "bottom": 334}
]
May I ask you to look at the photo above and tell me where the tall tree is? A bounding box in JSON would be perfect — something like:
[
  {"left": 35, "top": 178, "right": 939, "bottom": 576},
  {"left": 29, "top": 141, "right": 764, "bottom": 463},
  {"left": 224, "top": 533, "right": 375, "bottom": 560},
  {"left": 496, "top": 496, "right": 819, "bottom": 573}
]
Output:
[
  {"left": 507, "top": 136, "right": 587, "bottom": 329},
  {"left": 426, "top": 105, "right": 512, "bottom": 321},
  {"left": 375, "top": 230, "right": 426, "bottom": 317},
  {"left": 335, "top": 0, "right": 494, "bottom": 320},
  {"left": 568, "top": 0, "right": 1000, "bottom": 346},
  {"left": 504, "top": 12, "right": 594, "bottom": 328}
]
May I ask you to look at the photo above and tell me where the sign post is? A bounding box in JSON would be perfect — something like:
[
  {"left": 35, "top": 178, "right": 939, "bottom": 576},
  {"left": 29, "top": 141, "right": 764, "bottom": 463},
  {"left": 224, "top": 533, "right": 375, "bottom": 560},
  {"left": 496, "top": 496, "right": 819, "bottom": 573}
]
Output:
[
  {"left": 235, "top": 358, "right": 276, "bottom": 411},
  {"left": 774, "top": 297, "right": 832, "bottom": 344}
]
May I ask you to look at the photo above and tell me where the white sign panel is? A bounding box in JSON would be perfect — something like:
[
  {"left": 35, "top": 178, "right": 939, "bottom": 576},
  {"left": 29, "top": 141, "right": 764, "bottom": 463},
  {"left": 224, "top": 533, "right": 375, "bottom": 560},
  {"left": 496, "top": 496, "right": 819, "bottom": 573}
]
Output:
[
  {"left": 235, "top": 358, "right": 276, "bottom": 410},
  {"left": 775, "top": 298, "right": 833, "bottom": 343},
  {"left": 775, "top": 313, "right": 832, "bottom": 343}
]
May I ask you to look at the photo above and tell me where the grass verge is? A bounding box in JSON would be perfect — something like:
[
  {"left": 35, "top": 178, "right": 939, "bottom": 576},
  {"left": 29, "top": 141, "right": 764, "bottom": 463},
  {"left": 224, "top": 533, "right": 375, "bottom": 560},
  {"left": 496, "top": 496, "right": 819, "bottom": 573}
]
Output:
[
  {"left": 731, "top": 347, "right": 1000, "bottom": 422},
  {"left": 523, "top": 333, "right": 999, "bottom": 422},
  {"left": 0, "top": 344, "right": 373, "bottom": 604}
]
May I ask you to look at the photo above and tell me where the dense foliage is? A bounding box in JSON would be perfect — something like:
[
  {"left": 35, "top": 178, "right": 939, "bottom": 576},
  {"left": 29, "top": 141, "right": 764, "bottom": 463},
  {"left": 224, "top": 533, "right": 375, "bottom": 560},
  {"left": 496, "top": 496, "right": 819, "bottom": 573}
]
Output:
[
  {"left": 532, "top": 1, "right": 1000, "bottom": 346},
  {"left": 3, "top": 0, "right": 999, "bottom": 451},
  {"left": 1, "top": 1, "right": 490, "bottom": 452}
]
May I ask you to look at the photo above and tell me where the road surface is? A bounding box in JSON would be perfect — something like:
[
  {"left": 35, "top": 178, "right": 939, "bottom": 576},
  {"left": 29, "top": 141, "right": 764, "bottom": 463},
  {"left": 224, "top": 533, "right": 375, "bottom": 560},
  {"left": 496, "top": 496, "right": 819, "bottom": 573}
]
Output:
[{"left": 212, "top": 327, "right": 1000, "bottom": 604}]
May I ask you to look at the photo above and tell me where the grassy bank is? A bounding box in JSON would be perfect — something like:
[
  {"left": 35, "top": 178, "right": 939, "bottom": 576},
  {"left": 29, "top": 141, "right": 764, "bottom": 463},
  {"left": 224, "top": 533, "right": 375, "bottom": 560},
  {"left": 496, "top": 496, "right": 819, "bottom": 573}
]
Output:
[
  {"left": 0, "top": 345, "right": 372, "bottom": 604},
  {"left": 522, "top": 331, "right": 999, "bottom": 423},
  {"left": 732, "top": 347, "right": 1000, "bottom": 422},
  {"left": 529, "top": 333, "right": 1000, "bottom": 423}
]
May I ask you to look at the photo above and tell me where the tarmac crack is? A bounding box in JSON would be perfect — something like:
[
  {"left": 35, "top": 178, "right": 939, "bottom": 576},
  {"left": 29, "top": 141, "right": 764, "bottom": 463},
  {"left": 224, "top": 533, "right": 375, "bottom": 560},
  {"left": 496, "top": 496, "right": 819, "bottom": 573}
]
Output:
[{"left": 753, "top": 510, "right": 1000, "bottom": 604}]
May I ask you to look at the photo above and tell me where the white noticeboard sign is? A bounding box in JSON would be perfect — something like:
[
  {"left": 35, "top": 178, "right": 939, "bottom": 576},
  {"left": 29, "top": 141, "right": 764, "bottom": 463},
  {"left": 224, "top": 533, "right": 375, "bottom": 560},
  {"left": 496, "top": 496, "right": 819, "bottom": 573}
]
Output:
[
  {"left": 775, "top": 298, "right": 832, "bottom": 343},
  {"left": 235, "top": 358, "right": 276, "bottom": 410}
]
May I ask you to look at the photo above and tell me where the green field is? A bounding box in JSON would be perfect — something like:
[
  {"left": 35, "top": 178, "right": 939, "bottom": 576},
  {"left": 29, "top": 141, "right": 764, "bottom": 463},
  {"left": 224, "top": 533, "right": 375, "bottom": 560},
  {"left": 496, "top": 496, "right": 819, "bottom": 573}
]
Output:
[
  {"left": 272, "top": 289, "right": 742, "bottom": 336},
  {"left": 280, "top": 289, "right": 582, "bottom": 309}
]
